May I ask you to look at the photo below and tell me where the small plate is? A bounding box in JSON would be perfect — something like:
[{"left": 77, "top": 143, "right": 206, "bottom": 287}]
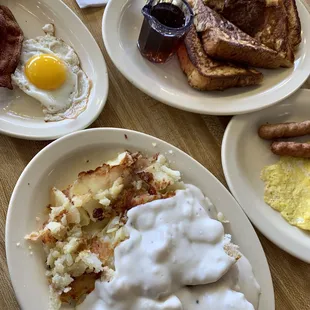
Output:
[
  {"left": 222, "top": 89, "right": 310, "bottom": 262},
  {"left": 102, "top": 0, "right": 310, "bottom": 115},
  {"left": 6, "top": 128, "right": 274, "bottom": 309},
  {"left": 0, "top": 0, "right": 108, "bottom": 140}
]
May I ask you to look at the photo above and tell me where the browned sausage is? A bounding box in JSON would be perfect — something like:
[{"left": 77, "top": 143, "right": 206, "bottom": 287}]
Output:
[
  {"left": 258, "top": 121, "right": 310, "bottom": 140},
  {"left": 271, "top": 141, "right": 310, "bottom": 158}
]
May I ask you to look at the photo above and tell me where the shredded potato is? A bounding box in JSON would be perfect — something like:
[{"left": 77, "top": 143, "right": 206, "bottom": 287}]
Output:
[{"left": 25, "top": 151, "right": 182, "bottom": 310}]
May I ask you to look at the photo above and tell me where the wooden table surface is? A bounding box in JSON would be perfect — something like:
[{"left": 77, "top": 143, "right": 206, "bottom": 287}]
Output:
[{"left": 1, "top": 0, "right": 310, "bottom": 309}]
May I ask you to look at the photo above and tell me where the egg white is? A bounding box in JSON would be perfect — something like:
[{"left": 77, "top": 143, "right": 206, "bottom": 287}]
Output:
[{"left": 11, "top": 25, "right": 91, "bottom": 122}]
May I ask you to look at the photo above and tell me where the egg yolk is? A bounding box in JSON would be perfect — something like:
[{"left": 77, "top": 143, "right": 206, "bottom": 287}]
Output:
[{"left": 25, "top": 54, "right": 67, "bottom": 90}]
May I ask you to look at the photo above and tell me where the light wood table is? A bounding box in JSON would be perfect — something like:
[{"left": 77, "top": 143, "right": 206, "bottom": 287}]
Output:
[{"left": 1, "top": 1, "right": 310, "bottom": 309}]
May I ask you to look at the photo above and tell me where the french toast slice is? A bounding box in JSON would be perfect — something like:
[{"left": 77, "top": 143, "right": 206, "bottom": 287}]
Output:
[
  {"left": 201, "top": 0, "right": 298, "bottom": 66},
  {"left": 283, "top": 0, "right": 302, "bottom": 48},
  {"left": 254, "top": 0, "right": 294, "bottom": 67},
  {"left": 193, "top": 0, "right": 291, "bottom": 68},
  {"left": 177, "top": 26, "right": 263, "bottom": 91},
  {"left": 203, "top": 0, "right": 266, "bottom": 37}
]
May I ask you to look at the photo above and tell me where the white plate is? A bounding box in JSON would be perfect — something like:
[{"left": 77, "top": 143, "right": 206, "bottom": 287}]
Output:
[
  {"left": 222, "top": 89, "right": 310, "bottom": 262},
  {"left": 6, "top": 128, "right": 274, "bottom": 309},
  {"left": 102, "top": 0, "right": 310, "bottom": 116},
  {"left": 0, "top": 0, "right": 108, "bottom": 140}
]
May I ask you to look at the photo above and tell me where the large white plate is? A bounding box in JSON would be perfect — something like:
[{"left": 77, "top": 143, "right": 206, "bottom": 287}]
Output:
[
  {"left": 102, "top": 0, "right": 310, "bottom": 115},
  {"left": 222, "top": 89, "right": 310, "bottom": 262},
  {"left": 6, "top": 128, "right": 274, "bottom": 309},
  {"left": 0, "top": 0, "right": 108, "bottom": 140}
]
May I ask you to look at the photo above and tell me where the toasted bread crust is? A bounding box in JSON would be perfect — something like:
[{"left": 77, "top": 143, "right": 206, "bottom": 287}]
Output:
[
  {"left": 202, "top": 0, "right": 225, "bottom": 11},
  {"left": 283, "top": 0, "right": 302, "bottom": 48},
  {"left": 177, "top": 27, "right": 263, "bottom": 91},
  {"left": 193, "top": 0, "right": 291, "bottom": 68}
]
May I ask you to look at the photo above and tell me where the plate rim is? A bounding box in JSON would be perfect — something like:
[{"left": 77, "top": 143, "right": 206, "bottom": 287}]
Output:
[
  {"left": 222, "top": 89, "right": 310, "bottom": 263},
  {"left": 6, "top": 127, "right": 274, "bottom": 309},
  {"left": 0, "top": 0, "right": 109, "bottom": 140},
  {"left": 102, "top": 0, "right": 310, "bottom": 116}
]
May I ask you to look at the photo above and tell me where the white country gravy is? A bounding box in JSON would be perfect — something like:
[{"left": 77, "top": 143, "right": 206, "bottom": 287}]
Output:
[
  {"left": 78, "top": 185, "right": 260, "bottom": 310},
  {"left": 176, "top": 256, "right": 260, "bottom": 310}
]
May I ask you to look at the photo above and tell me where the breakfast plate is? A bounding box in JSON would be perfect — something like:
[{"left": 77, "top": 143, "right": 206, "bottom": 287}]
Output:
[
  {"left": 0, "top": 0, "right": 108, "bottom": 140},
  {"left": 222, "top": 89, "right": 310, "bottom": 263},
  {"left": 6, "top": 128, "right": 274, "bottom": 309},
  {"left": 102, "top": 0, "right": 310, "bottom": 116}
]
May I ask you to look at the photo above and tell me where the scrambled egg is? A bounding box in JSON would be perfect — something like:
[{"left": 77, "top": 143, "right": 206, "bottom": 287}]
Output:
[{"left": 261, "top": 156, "right": 310, "bottom": 230}]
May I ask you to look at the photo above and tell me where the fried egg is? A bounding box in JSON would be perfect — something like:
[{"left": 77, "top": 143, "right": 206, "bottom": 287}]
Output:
[
  {"left": 261, "top": 156, "right": 310, "bottom": 231},
  {"left": 11, "top": 24, "right": 91, "bottom": 122}
]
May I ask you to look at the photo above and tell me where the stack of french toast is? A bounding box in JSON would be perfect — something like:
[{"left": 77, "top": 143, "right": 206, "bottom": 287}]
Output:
[{"left": 178, "top": 0, "right": 302, "bottom": 91}]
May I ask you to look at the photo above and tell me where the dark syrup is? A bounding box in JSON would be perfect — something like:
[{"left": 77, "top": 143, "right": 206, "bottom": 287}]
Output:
[
  {"left": 138, "top": 3, "right": 186, "bottom": 63},
  {"left": 151, "top": 3, "right": 185, "bottom": 28}
]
